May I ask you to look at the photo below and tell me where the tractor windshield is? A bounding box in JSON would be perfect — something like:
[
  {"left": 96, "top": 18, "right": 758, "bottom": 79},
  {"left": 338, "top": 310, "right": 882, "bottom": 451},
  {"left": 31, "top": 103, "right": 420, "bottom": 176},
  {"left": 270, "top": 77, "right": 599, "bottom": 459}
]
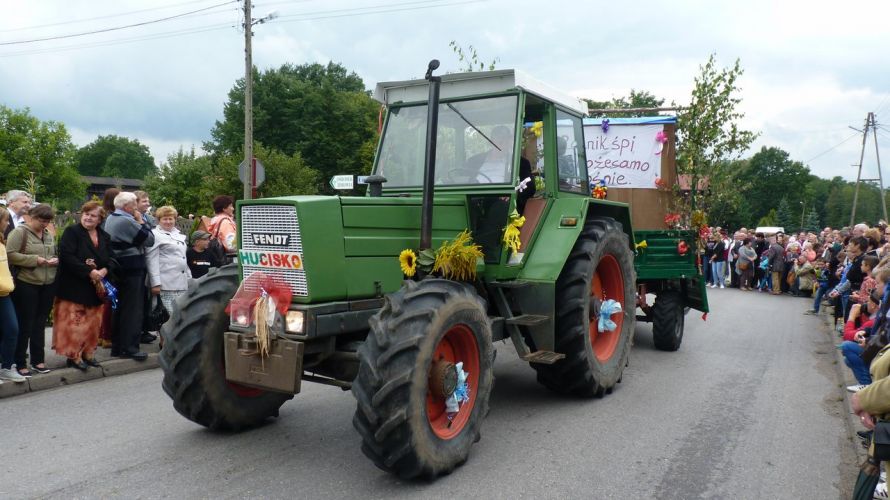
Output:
[{"left": 375, "top": 95, "right": 519, "bottom": 187}]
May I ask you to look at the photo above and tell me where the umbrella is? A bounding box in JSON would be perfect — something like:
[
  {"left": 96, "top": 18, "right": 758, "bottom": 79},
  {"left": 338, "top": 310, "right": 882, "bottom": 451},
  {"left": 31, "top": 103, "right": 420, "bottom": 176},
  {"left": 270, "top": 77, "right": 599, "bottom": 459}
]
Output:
[{"left": 852, "top": 455, "right": 881, "bottom": 500}]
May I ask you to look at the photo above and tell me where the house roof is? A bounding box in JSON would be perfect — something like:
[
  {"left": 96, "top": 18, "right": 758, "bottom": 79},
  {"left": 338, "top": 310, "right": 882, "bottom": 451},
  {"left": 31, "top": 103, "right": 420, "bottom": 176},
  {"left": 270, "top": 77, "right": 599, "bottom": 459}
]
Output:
[{"left": 81, "top": 176, "right": 145, "bottom": 187}]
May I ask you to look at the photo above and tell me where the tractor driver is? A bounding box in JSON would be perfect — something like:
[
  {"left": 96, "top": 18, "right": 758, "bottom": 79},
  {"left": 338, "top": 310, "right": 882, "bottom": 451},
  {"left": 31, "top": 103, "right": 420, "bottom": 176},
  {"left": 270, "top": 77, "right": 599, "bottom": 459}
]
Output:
[
  {"left": 467, "top": 125, "right": 513, "bottom": 184},
  {"left": 466, "top": 125, "right": 536, "bottom": 212}
]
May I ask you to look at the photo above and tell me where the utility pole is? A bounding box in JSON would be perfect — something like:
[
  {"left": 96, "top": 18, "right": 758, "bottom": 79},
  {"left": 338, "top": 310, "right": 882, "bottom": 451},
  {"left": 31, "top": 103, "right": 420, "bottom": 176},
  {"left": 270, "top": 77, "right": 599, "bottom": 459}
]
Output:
[
  {"left": 242, "top": 2, "right": 277, "bottom": 200},
  {"left": 242, "top": 0, "right": 253, "bottom": 200},
  {"left": 850, "top": 112, "right": 888, "bottom": 225}
]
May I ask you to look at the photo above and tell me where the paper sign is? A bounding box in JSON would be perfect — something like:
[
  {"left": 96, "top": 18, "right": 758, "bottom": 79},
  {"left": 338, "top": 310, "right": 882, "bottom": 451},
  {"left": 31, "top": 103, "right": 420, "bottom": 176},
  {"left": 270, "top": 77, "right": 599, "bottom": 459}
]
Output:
[{"left": 583, "top": 124, "right": 663, "bottom": 189}]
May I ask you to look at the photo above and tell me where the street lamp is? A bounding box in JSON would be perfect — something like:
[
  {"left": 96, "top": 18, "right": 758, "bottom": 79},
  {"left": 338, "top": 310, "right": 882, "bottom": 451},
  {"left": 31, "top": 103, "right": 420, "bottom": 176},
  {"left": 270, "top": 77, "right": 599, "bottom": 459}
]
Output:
[
  {"left": 243, "top": 6, "right": 279, "bottom": 200},
  {"left": 799, "top": 201, "right": 805, "bottom": 232}
]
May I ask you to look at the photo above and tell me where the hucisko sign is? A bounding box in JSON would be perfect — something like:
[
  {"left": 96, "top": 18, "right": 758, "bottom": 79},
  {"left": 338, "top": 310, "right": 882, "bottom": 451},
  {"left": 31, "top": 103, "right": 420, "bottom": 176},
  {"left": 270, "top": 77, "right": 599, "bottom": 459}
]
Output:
[{"left": 239, "top": 250, "right": 303, "bottom": 270}]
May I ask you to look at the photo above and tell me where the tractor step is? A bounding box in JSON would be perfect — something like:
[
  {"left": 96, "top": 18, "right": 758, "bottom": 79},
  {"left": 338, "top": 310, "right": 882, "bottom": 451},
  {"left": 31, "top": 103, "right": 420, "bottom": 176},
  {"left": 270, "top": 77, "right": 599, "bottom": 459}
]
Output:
[
  {"left": 522, "top": 351, "right": 565, "bottom": 364},
  {"left": 489, "top": 280, "right": 532, "bottom": 289},
  {"left": 505, "top": 314, "right": 549, "bottom": 326}
]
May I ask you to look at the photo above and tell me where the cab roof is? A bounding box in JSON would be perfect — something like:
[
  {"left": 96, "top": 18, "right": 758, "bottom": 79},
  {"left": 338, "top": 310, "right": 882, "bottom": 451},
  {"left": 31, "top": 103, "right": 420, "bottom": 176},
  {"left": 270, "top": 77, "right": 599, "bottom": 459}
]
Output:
[{"left": 374, "top": 69, "right": 588, "bottom": 116}]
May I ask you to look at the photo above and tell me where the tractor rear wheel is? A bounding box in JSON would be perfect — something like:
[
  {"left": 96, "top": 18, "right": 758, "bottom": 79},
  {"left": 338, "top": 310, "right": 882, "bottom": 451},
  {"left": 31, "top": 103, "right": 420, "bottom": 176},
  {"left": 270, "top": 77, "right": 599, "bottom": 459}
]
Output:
[
  {"left": 352, "top": 279, "right": 493, "bottom": 479},
  {"left": 159, "top": 264, "right": 291, "bottom": 431},
  {"left": 652, "top": 291, "right": 685, "bottom": 351},
  {"left": 534, "top": 217, "right": 636, "bottom": 397}
]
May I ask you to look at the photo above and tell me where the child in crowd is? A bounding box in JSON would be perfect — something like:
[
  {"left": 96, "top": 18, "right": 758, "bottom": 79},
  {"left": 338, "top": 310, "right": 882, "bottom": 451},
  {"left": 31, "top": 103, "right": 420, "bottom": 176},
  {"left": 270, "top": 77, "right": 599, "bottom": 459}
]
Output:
[
  {"left": 851, "top": 255, "right": 879, "bottom": 304},
  {"left": 186, "top": 230, "right": 222, "bottom": 279},
  {"left": 805, "top": 258, "right": 831, "bottom": 314}
]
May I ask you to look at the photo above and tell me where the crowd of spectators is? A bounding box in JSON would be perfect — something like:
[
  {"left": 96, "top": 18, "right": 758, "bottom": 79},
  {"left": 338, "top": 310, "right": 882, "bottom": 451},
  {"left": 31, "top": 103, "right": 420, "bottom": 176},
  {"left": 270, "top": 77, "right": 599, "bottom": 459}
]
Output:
[
  {"left": 0, "top": 188, "right": 231, "bottom": 383},
  {"left": 707, "top": 221, "right": 890, "bottom": 498}
]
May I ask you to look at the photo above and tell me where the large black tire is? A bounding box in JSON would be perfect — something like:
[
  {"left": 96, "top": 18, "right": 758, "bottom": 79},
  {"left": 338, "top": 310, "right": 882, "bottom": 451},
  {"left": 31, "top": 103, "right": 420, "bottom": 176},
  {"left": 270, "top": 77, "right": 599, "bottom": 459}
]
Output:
[
  {"left": 652, "top": 291, "right": 685, "bottom": 351},
  {"left": 534, "top": 217, "right": 636, "bottom": 397},
  {"left": 160, "top": 264, "right": 291, "bottom": 431},
  {"left": 352, "top": 279, "right": 494, "bottom": 479}
]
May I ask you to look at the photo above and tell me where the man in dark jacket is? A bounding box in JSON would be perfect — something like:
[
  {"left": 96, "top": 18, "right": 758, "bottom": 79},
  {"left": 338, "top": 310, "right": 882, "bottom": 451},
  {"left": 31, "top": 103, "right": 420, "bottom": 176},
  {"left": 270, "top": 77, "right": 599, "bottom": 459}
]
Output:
[
  {"left": 753, "top": 232, "right": 769, "bottom": 289},
  {"left": 104, "top": 192, "right": 154, "bottom": 361},
  {"left": 768, "top": 234, "right": 786, "bottom": 295}
]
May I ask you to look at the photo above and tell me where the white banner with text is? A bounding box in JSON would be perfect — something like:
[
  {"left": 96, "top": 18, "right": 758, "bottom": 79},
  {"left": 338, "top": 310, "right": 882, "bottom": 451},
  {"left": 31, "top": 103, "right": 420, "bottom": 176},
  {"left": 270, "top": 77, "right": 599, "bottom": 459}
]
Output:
[{"left": 583, "top": 124, "right": 663, "bottom": 189}]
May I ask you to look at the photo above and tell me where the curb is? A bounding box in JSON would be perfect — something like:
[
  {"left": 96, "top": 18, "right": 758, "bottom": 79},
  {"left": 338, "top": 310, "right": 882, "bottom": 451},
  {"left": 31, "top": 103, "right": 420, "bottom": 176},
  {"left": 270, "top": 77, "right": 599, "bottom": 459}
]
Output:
[
  {"left": 828, "top": 312, "right": 869, "bottom": 464},
  {"left": 0, "top": 353, "right": 159, "bottom": 399}
]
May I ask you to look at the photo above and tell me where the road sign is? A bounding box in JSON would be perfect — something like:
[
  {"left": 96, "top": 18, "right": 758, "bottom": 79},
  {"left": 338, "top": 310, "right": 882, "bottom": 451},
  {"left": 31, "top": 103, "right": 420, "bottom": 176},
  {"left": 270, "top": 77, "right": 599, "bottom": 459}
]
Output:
[
  {"left": 329, "top": 175, "right": 354, "bottom": 190},
  {"left": 239, "top": 158, "right": 265, "bottom": 186},
  {"left": 356, "top": 175, "right": 369, "bottom": 185}
]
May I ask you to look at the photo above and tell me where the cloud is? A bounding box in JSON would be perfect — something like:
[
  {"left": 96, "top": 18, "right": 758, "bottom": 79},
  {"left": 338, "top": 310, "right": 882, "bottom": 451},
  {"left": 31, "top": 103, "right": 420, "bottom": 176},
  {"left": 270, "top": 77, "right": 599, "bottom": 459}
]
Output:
[{"left": 2, "top": 0, "right": 889, "bottom": 189}]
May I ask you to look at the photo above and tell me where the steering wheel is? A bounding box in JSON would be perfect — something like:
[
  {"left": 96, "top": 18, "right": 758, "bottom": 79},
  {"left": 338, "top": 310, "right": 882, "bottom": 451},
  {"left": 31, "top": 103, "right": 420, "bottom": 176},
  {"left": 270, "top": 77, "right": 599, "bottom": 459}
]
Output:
[{"left": 440, "top": 168, "right": 491, "bottom": 184}]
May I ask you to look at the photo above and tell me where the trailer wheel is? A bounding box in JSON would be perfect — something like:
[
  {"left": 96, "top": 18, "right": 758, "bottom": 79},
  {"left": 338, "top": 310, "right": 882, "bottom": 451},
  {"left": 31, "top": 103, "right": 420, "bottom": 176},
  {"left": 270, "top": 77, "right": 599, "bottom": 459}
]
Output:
[
  {"left": 534, "top": 217, "right": 636, "bottom": 397},
  {"left": 160, "top": 264, "right": 291, "bottom": 431},
  {"left": 352, "top": 279, "right": 493, "bottom": 479},
  {"left": 652, "top": 291, "right": 685, "bottom": 351}
]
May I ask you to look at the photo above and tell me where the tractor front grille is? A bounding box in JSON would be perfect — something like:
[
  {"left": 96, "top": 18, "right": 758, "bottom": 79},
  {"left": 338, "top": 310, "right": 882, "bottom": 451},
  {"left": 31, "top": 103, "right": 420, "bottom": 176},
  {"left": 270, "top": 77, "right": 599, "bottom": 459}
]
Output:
[{"left": 239, "top": 204, "right": 308, "bottom": 297}]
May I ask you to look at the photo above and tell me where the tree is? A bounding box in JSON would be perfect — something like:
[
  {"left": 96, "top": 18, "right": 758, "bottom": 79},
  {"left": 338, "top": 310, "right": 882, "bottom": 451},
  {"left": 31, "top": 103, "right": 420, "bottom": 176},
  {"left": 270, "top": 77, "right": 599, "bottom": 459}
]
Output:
[
  {"left": 676, "top": 55, "right": 758, "bottom": 223},
  {"left": 145, "top": 143, "right": 318, "bottom": 216},
  {"left": 75, "top": 134, "right": 156, "bottom": 179},
  {"left": 776, "top": 198, "right": 794, "bottom": 231},
  {"left": 732, "top": 147, "right": 812, "bottom": 224},
  {"left": 0, "top": 105, "right": 84, "bottom": 207},
  {"left": 757, "top": 208, "right": 777, "bottom": 227},
  {"left": 449, "top": 40, "right": 499, "bottom": 72},
  {"left": 207, "top": 62, "right": 378, "bottom": 192},
  {"left": 585, "top": 90, "right": 666, "bottom": 118},
  {"left": 803, "top": 206, "right": 821, "bottom": 232}
]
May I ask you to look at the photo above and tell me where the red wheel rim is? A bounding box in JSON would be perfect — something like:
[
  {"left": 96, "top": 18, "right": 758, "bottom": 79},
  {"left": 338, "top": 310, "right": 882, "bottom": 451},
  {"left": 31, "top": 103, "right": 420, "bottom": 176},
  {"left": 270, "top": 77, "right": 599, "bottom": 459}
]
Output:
[
  {"left": 426, "top": 324, "right": 480, "bottom": 440},
  {"left": 590, "top": 254, "right": 625, "bottom": 363}
]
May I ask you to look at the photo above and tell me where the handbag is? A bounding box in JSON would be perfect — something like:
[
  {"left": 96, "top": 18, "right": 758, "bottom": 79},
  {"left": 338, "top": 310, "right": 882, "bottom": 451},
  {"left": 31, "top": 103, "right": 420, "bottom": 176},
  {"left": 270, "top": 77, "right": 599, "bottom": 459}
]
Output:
[
  {"left": 147, "top": 295, "right": 170, "bottom": 331},
  {"left": 873, "top": 420, "right": 890, "bottom": 461},
  {"left": 861, "top": 332, "right": 888, "bottom": 366},
  {"left": 738, "top": 260, "right": 750, "bottom": 271}
]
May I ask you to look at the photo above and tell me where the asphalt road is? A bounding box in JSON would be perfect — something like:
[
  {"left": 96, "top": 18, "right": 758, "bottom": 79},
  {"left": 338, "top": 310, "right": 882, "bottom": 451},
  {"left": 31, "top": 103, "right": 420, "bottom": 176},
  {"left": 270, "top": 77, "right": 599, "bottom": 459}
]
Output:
[{"left": 0, "top": 288, "right": 855, "bottom": 499}]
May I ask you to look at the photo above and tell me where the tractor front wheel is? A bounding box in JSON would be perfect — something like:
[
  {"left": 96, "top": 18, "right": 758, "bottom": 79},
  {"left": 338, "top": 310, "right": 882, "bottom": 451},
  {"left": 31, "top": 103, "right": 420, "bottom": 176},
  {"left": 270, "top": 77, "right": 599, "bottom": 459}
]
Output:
[
  {"left": 352, "top": 279, "right": 493, "bottom": 479},
  {"left": 159, "top": 264, "right": 291, "bottom": 431},
  {"left": 534, "top": 216, "right": 636, "bottom": 397}
]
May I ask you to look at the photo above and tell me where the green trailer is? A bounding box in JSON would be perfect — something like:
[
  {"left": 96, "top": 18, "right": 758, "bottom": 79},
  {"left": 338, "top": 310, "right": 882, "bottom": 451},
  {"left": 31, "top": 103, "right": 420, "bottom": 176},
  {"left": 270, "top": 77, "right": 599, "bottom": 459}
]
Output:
[
  {"left": 581, "top": 116, "right": 709, "bottom": 351},
  {"left": 160, "top": 63, "right": 704, "bottom": 479}
]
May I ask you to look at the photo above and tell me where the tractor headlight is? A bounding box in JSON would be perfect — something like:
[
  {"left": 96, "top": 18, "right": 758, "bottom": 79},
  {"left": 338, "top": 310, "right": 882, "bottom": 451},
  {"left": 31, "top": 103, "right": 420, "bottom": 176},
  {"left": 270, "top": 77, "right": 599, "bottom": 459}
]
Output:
[
  {"left": 229, "top": 300, "right": 253, "bottom": 328},
  {"left": 286, "top": 310, "right": 305, "bottom": 334}
]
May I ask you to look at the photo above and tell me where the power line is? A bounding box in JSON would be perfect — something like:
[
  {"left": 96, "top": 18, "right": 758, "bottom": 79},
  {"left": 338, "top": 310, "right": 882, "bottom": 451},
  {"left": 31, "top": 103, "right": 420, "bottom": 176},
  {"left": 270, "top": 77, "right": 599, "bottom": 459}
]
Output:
[
  {"left": 0, "top": 1, "right": 238, "bottom": 46},
  {"left": 276, "top": 0, "right": 484, "bottom": 22},
  {"left": 0, "top": 23, "right": 237, "bottom": 58},
  {"left": 0, "top": 0, "right": 226, "bottom": 33},
  {"left": 876, "top": 95, "right": 890, "bottom": 118},
  {"left": 803, "top": 132, "right": 860, "bottom": 164},
  {"left": 0, "top": 0, "right": 482, "bottom": 57}
]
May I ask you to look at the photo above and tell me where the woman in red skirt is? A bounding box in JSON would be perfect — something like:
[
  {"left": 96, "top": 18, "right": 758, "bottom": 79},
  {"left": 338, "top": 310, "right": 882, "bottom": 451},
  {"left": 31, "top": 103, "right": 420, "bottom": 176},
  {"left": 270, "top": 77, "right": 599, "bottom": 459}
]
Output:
[{"left": 53, "top": 201, "right": 116, "bottom": 370}]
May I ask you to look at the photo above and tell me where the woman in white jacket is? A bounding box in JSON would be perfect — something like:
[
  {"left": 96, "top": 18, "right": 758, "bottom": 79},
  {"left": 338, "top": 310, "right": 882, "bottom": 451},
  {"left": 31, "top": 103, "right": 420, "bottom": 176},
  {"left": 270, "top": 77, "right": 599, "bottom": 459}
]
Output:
[{"left": 146, "top": 206, "right": 191, "bottom": 314}]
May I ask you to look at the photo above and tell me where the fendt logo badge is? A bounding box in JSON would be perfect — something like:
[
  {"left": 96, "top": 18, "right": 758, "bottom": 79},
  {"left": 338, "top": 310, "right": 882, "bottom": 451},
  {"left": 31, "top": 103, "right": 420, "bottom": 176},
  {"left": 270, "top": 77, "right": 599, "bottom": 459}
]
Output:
[{"left": 251, "top": 233, "right": 290, "bottom": 247}]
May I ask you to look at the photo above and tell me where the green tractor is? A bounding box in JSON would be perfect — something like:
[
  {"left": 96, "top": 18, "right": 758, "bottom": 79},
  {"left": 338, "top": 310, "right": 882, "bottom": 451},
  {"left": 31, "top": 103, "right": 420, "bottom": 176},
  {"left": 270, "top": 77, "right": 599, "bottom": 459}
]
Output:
[{"left": 160, "top": 61, "right": 706, "bottom": 479}]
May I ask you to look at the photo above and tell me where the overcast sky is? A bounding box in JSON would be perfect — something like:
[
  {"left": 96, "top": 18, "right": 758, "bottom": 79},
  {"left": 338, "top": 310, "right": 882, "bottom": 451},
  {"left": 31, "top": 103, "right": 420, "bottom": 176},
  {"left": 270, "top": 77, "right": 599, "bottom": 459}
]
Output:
[{"left": 3, "top": 0, "right": 889, "bottom": 182}]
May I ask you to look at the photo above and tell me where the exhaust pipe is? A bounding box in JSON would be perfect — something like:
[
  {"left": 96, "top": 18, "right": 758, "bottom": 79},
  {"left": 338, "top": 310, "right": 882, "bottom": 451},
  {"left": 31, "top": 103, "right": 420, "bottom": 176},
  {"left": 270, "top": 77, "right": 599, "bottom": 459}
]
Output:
[{"left": 419, "top": 59, "right": 441, "bottom": 251}]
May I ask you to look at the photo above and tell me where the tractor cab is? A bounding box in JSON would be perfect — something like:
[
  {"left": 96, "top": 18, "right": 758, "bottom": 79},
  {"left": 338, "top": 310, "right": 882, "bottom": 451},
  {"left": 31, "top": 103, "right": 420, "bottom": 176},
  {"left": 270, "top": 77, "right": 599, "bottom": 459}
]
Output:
[{"left": 371, "top": 70, "right": 593, "bottom": 263}]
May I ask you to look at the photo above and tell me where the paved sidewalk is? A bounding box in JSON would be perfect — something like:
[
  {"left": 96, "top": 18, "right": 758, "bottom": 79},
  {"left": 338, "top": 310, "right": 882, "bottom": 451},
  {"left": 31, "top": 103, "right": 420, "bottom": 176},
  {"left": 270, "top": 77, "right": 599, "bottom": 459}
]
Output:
[{"left": 0, "top": 326, "right": 160, "bottom": 399}]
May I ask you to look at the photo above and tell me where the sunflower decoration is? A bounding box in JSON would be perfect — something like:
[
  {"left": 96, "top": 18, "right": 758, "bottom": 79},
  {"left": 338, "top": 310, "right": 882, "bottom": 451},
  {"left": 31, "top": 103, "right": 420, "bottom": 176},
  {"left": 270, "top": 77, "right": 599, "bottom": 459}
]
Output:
[
  {"left": 432, "top": 230, "right": 484, "bottom": 281},
  {"left": 399, "top": 249, "right": 417, "bottom": 277},
  {"left": 503, "top": 210, "right": 525, "bottom": 256},
  {"left": 396, "top": 231, "right": 483, "bottom": 281}
]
